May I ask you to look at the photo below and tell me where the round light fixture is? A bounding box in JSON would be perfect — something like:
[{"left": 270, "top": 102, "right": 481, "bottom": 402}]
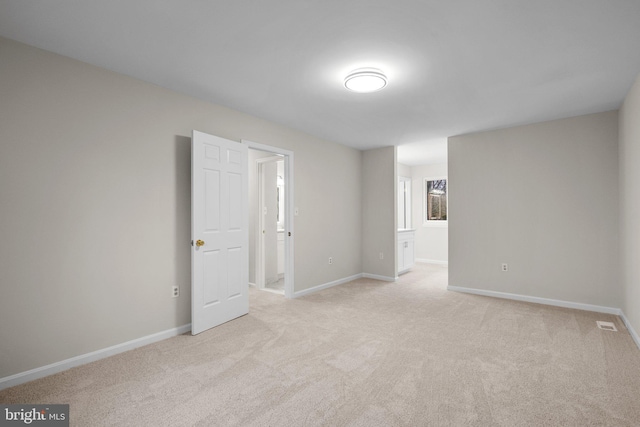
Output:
[{"left": 344, "top": 68, "right": 387, "bottom": 93}]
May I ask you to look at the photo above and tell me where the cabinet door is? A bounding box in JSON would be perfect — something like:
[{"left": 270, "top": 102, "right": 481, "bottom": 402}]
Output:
[{"left": 405, "top": 239, "right": 415, "bottom": 270}]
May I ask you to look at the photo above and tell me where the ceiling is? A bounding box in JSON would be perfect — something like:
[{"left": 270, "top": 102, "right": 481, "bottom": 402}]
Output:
[{"left": 1, "top": 1, "right": 639, "bottom": 165}]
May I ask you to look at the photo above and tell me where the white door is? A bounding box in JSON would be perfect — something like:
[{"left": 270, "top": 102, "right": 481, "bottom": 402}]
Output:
[{"left": 191, "top": 130, "right": 249, "bottom": 335}]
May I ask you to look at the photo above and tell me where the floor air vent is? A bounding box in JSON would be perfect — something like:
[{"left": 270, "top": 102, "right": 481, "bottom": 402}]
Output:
[{"left": 596, "top": 321, "right": 617, "bottom": 332}]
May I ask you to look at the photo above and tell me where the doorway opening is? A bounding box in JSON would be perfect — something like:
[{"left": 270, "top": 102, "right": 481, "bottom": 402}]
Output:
[
  {"left": 243, "top": 140, "right": 294, "bottom": 298},
  {"left": 257, "top": 155, "right": 285, "bottom": 293}
]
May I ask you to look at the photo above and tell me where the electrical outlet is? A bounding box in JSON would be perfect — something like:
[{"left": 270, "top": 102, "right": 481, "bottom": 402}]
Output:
[
  {"left": 501, "top": 263, "right": 508, "bottom": 272},
  {"left": 379, "top": 252, "right": 384, "bottom": 260},
  {"left": 328, "top": 257, "right": 333, "bottom": 265},
  {"left": 172, "top": 286, "right": 179, "bottom": 297}
]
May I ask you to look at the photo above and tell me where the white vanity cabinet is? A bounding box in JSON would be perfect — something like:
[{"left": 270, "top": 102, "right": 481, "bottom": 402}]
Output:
[{"left": 398, "top": 229, "right": 415, "bottom": 274}]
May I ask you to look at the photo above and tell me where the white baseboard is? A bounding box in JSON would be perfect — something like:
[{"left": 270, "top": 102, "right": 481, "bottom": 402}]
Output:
[
  {"left": 447, "top": 286, "right": 621, "bottom": 315},
  {"left": 416, "top": 258, "right": 448, "bottom": 265},
  {"left": 0, "top": 324, "right": 192, "bottom": 391},
  {"left": 293, "top": 274, "right": 363, "bottom": 298},
  {"left": 292, "top": 271, "right": 399, "bottom": 298},
  {"left": 620, "top": 311, "right": 640, "bottom": 350},
  {"left": 5, "top": 285, "right": 637, "bottom": 393},
  {"left": 259, "top": 287, "right": 284, "bottom": 295},
  {"left": 447, "top": 286, "right": 640, "bottom": 351},
  {"left": 362, "top": 273, "right": 397, "bottom": 282}
]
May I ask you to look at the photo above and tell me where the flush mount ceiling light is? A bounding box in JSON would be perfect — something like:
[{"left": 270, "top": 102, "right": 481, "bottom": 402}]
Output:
[{"left": 344, "top": 68, "right": 387, "bottom": 93}]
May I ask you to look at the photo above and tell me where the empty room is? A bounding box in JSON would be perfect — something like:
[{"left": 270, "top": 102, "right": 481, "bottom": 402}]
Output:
[{"left": 1, "top": 1, "right": 640, "bottom": 425}]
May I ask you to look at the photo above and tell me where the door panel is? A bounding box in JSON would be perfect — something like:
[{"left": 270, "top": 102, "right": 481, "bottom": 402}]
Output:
[
  {"left": 204, "top": 170, "right": 220, "bottom": 231},
  {"left": 227, "top": 247, "right": 242, "bottom": 298}
]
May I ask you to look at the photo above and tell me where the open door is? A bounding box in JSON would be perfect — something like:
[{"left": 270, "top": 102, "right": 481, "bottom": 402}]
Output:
[{"left": 191, "top": 130, "right": 249, "bottom": 335}]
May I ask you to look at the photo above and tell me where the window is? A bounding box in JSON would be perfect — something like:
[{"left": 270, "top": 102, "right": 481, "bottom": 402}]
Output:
[
  {"left": 398, "top": 176, "right": 411, "bottom": 229},
  {"left": 424, "top": 178, "right": 447, "bottom": 224}
]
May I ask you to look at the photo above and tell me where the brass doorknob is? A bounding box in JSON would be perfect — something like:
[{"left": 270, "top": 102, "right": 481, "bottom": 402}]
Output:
[{"left": 196, "top": 239, "right": 205, "bottom": 247}]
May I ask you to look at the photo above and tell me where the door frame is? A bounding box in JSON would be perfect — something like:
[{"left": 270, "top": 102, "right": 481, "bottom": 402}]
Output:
[{"left": 242, "top": 140, "right": 294, "bottom": 299}]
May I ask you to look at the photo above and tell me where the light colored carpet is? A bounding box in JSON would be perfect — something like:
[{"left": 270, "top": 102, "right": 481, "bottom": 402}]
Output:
[{"left": 2, "top": 264, "right": 640, "bottom": 426}]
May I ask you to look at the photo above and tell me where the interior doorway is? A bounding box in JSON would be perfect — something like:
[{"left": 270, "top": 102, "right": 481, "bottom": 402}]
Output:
[
  {"left": 257, "top": 155, "right": 285, "bottom": 293},
  {"left": 243, "top": 140, "right": 294, "bottom": 298}
]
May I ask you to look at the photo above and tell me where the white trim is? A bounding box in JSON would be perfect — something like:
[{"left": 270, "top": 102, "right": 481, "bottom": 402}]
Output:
[
  {"left": 620, "top": 311, "right": 640, "bottom": 350},
  {"left": 292, "top": 272, "right": 398, "bottom": 299},
  {"left": 259, "top": 287, "right": 284, "bottom": 295},
  {"left": 447, "top": 286, "right": 621, "bottom": 315},
  {"left": 248, "top": 282, "right": 257, "bottom": 288},
  {"left": 398, "top": 176, "right": 412, "bottom": 230},
  {"left": 362, "top": 273, "right": 397, "bottom": 282},
  {"left": 447, "top": 286, "right": 640, "bottom": 351},
  {"left": 422, "top": 221, "right": 448, "bottom": 228},
  {"left": 416, "top": 258, "right": 448, "bottom": 265},
  {"left": 0, "top": 324, "right": 191, "bottom": 391},
  {"left": 256, "top": 155, "right": 282, "bottom": 163},
  {"left": 242, "top": 140, "right": 295, "bottom": 299},
  {"left": 5, "top": 287, "right": 635, "bottom": 393},
  {"left": 293, "top": 274, "right": 363, "bottom": 298}
]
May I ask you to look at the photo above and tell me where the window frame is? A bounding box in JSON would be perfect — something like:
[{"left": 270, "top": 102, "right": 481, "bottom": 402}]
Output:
[
  {"left": 423, "top": 177, "right": 448, "bottom": 227},
  {"left": 398, "top": 176, "right": 412, "bottom": 230}
]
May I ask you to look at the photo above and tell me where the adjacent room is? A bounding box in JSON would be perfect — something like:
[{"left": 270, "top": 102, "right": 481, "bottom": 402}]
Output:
[{"left": 1, "top": 1, "right": 640, "bottom": 425}]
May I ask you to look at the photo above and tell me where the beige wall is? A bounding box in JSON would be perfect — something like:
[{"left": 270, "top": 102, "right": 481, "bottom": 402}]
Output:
[
  {"left": 411, "top": 163, "right": 448, "bottom": 264},
  {"left": 397, "top": 162, "right": 411, "bottom": 178},
  {"left": 362, "top": 147, "right": 397, "bottom": 279},
  {"left": 619, "top": 74, "right": 640, "bottom": 336},
  {"left": 449, "top": 111, "right": 620, "bottom": 307},
  {"left": 0, "top": 37, "right": 362, "bottom": 378}
]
